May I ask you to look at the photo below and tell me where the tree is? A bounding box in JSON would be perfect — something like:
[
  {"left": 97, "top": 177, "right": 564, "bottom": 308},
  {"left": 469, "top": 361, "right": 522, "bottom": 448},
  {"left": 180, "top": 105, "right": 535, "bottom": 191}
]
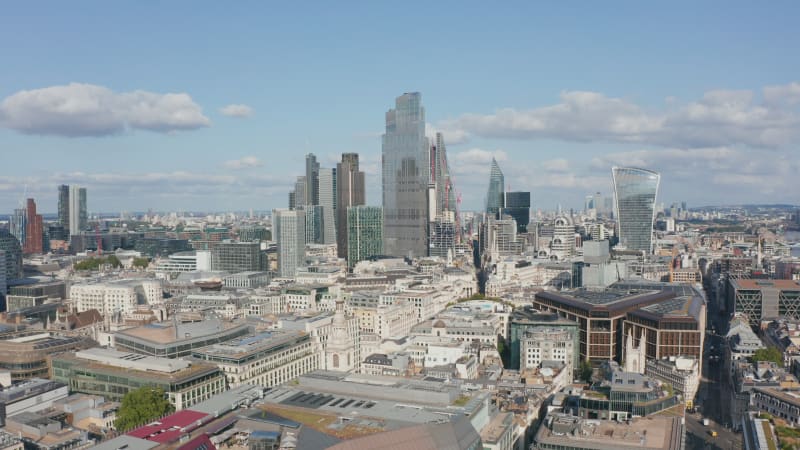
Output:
[
  {"left": 106, "top": 255, "right": 122, "bottom": 268},
  {"left": 579, "top": 360, "right": 593, "bottom": 383},
  {"left": 752, "top": 347, "right": 784, "bottom": 367},
  {"left": 132, "top": 257, "right": 150, "bottom": 269},
  {"left": 114, "top": 386, "right": 174, "bottom": 432}
]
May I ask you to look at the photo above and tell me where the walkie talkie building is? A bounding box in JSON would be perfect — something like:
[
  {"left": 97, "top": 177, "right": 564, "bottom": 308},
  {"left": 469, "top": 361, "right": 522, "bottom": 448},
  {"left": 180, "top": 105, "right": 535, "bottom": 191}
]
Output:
[{"left": 612, "top": 167, "right": 660, "bottom": 254}]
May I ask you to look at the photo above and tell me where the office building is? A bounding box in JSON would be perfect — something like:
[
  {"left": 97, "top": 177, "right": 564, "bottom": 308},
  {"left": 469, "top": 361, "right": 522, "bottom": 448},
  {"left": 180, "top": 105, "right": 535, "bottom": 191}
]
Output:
[
  {"left": 533, "top": 412, "right": 683, "bottom": 450},
  {"left": 551, "top": 215, "right": 575, "bottom": 260},
  {"left": 382, "top": 92, "right": 429, "bottom": 258},
  {"left": 0, "top": 330, "right": 95, "bottom": 381},
  {"left": 211, "top": 241, "right": 262, "bottom": 272},
  {"left": 347, "top": 206, "right": 383, "bottom": 268},
  {"left": 23, "top": 198, "right": 43, "bottom": 254},
  {"left": 611, "top": 167, "right": 660, "bottom": 254},
  {"left": 290, "top": 175, "right": 306, "bottom": 209},
  {"left": 114, "top": 318, "right": 252, "bottom": 358},
  {"left": 336, "top": 153, "right": 365, "bottom": 259},
  {"left": 318, "top": 167, "right": 337, "bottom": 245},
  {"left": 430, "top": 132, "right": 457, "bottom": 218},
  {"left": 305, "top": 153, "right": 320, "bottom": 206},
  {"left": 302, "top": 204, "right": 324, "bottom": 244},
  {"left": 0, "top": 379, "right": 69, "bottom": 427},
  {"left": 509, "top": 308, "right": 580, "bottom": 371},
  {"left": 728, "top": 279, "right": 800, "bottom": 327},
  {"left": 51, "top": 348, "right": 226, "bottom": 411},
  {"left": 505, "top": 191, "right": 530, "bottom": 233},
  {"left": 237, "top": 224, "right": 270, "bottom": 242},
  {"left": 273, "top": 209, "right": 306, "bottom": 278},
  {"left": 57, "top": 184, "right": 70, "bottom": 229},
  {"left": 70, "top": 279, "right": 163, "bottom": 315},
  {"left": 486, "top": 157, "right": 505, "bottom": 217},
  {"left": 192, "top": 330, "right": 321, "bottom": 388},
  {"left": 521, "top": 327, "right": 577, "bottom": 380},
  {"left": 9, "top": 208, "right": 25, "bottom": 247},
  {"left": 68, "top": 186, "right": 87, "bottom": 237},
  {"left": 0, "top": 230, "right": 23, "bottom": 281},
  {"left": 429, "top": 211, "right": 456, "bottom": 258}
]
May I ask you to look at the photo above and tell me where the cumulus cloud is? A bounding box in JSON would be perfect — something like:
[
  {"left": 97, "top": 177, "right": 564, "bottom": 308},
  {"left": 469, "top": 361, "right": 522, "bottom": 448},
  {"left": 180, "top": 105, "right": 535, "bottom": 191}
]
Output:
[
  {"left": 426, "top": 123, "right": 469, "bottom": 145},
  {"left": 0, "top": 83, "right": 210, "bottom": 137},
  {"left": 437, "top": 82, "right": 800, "bottom": 149},
  {"left": 223, "top": 156, "right": 263, "bottom": 170},
  {"left": 220, "top": 104, "right": 253, "bottom": 118}
]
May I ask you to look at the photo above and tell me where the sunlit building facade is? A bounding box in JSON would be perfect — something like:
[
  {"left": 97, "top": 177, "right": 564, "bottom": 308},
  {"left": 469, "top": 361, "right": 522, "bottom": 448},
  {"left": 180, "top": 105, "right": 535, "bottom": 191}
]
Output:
[{"left": 612, "top": 167, "right": 660, "bottom": 254}]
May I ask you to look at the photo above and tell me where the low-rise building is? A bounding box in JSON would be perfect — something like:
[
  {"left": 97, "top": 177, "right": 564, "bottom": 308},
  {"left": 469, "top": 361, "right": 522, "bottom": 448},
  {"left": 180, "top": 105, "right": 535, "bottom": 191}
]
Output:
[
  {"left": 191, "top": 330, "right": 321, "bottom": 388},
  {"left": 113, "top": 317, "right": 251, "bottom": 358},
  {"left": 532, "top": 412, "right": 684, "bottom": 450},
  {"left": 645, "top": 356, "right": 701, "bottom": 401},
  {"left": 50, "top": 347, "right": 226, "bottom": 410},
  {"left": 0, "top": 379, "right": 69, "bottom": 426},
  {"left": 70, "top": 279, "right": 163, "bottom": 314},
  {"left": 0, "top": 330, "right": 95, "bottom": 382}
]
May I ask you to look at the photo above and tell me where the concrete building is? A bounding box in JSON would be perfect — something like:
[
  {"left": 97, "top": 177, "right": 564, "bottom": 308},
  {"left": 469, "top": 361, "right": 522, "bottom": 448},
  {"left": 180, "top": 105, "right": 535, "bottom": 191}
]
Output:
[
  {"left": 191, "top": 330, "right": 321, "bottom": 388},
  {"left": 533, "top": 412, "right": 683, "bottom": 450},
  {"left": 0, "top": 230, "right": 23, "bottom": 281},
  {"left": 70, "top": 279, "right": 163, "bottom": 315},
  {"left": 521, "top": 327, "right": 577, "bottom": 381},
  {"left": 318, "top": 167, "right": 337, "bottom": 245},
  {"left": 113, "top": 317, "right": 251, "bottom": 358},
  {"left": 273, "top": 209, "right": 306, "bottom": 278},
  {"left": 0, "top": 330, "right": 95, "bottom": 382},
  {"left": 645, "top": 356, "right": 701, "bottom": 401},
  {"left": 68, "top": 186, "right": 87, "bottom": 237},
  {"left": 0, "top": 379, "right": 69, "bottom": 427},
  {"left": 728, "top": 278, "right": 800, "bottom": 327},
  {"left": 51, "top": 347, "right": 226, "bottom": 411}
]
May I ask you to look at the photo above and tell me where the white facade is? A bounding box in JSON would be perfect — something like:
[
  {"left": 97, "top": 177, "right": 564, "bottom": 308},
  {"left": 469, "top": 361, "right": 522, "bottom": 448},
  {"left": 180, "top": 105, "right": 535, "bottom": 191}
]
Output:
[
  {"left": 274, "top": 209, "right": 306, "bottom": 278},
  {"left": 317, "top": 168, "right": 337, "bottom": 245},
  {"left": 71, "top": 279, "right": 163, "bottom": 315},
  {"left": 521, "top": 327, "right": 575, "bottom": 381},
  {"left": 550, "top": 215, "right": 574, "bottom": 261}
]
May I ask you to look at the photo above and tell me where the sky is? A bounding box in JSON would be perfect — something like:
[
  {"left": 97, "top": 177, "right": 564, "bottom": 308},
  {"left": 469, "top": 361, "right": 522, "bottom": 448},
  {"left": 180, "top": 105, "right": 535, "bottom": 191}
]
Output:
[{"left": 1, "top": 1, "right": 799, "bottom": 214}]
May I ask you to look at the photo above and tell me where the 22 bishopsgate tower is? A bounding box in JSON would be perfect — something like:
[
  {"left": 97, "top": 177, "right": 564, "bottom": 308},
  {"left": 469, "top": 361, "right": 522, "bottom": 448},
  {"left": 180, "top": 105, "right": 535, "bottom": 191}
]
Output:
[{"left": 382, "top": 92, "right": 429, "bottom": 258}]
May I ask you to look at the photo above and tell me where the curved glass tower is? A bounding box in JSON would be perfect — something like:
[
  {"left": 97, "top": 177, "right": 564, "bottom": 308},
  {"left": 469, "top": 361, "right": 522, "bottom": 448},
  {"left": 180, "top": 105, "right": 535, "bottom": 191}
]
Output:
[
  {"left": 382, "top": 93, "right": 429, "bottom": 258},
  {"left": 486, "top": 158, "right": 505, "bottom": 217},
  {"left": 612, "top": 167, "right": 660, "bottom": 254}
]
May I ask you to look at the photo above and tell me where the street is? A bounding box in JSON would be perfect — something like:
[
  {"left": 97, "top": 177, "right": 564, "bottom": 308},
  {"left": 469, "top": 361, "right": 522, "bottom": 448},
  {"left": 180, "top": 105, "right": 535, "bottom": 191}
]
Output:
[{"left": 685, "top": 282, "right": 742, "bottom": 449}]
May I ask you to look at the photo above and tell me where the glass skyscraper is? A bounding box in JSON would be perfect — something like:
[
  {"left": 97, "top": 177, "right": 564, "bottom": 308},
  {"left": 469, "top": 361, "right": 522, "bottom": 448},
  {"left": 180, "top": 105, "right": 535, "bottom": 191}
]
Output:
[
  {"left": 486, "top": 157, "right": 505, "bottom": 217},
  {"left": 274, "top": 209, "right": 306, "bottom": 277},
  {"left": 336, "top": 153, "right": 365, "bottom": 259},
  {"left": 382, "top": 92, "right": 429, "bottom": 258},
  {"left": 505, "top": 191, "right": 531, "bottom": 233},
  {"left": 612, "top": 167, "right": 660, "bottom": 254}
]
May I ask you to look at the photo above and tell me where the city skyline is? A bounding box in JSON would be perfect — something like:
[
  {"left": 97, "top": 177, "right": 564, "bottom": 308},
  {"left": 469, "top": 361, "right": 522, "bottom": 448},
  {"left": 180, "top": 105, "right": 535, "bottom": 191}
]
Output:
[{"left": 1, "top": 2, "right": 799, "bottom": 213}]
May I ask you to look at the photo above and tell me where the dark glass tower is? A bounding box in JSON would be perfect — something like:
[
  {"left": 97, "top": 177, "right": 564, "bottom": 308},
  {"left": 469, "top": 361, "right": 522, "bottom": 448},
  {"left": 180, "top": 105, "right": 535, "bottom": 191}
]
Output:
[{"left": 505, "top": 191, "right": 531, "bottom": 233}]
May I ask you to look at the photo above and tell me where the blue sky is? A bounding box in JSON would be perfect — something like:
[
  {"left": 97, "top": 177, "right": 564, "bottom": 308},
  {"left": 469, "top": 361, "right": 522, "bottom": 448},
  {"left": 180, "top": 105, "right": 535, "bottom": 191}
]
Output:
[{"left": 1, "top": 1, "right": 799, "bottom": 214}]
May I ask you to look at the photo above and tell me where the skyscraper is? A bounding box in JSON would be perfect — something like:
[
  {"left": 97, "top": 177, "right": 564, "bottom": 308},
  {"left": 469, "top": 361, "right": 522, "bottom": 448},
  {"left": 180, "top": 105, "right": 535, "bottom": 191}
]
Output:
[
  {"left": 305, "top": 153, "right": 319, "bottom": 207},
  {"left": 68, "top": 186, "right": 87, "bottom": 237},
  {"left": 58, "top": 185, "right": 70, "bottom": 229},
  {"left": 10, "top": 208, "right": 26, "bottom": 246},
  {"left": 347, "top": 206, "right": 383, "bottom": 268},
  {"left": 612, "top": 167, "right": 661, "bottom": 254},
  {"left": 318, "top": 167, "right": 337, "bottom": 245},
  {"left": 505, "top": 191, "right": 531, "bottom": 233},
  {"left": 24, "top": 198, "right": 43, "bottom": 254},
  {"left": 382, "top": 92, "right": 429, "bottom": 258},
  {"left": 274, "top": 209, "right": 306, "bottom": 278},
  {"left": 336, "top": 153, "right": 365, "bottom": 259},
  {"left": 0, "top": 230, "right": 23, "bottom": 281},
  {"left": 430, "top": 132, "right": 456, "bottom": 218},
  {"left": 303, "top": 205, "right": 324, "bottom": 244},
  {"left": 486, "top": 158, "right": 505, "bottom": 217},
  {"left": 292, "top": 176, "right": 307, "bottom": 210}
]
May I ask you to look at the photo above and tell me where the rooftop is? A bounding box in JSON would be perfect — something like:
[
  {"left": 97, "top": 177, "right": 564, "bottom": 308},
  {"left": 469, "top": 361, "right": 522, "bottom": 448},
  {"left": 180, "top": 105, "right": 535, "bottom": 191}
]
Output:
[
  {"left": 74, "top": 347, "right": 191, "bottom": 373},
  {"left": 193, "top": 330, "right": 307, "bottom": 358},
  {"left": 732, "top": 279, "right": 800, "bottom": 290},
  {"left": 536, "top": 413, "right": 683, "bottom": 450}
]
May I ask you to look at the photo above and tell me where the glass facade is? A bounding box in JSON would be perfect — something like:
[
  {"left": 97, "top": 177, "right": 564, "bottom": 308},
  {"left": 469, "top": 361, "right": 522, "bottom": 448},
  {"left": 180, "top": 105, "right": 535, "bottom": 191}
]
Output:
[
  {"left": 612, "top": 167, "right": 660, "bottom": 254},
  {"left": 505, "top": 191, "right": 530, "bottom": 233},
  {"left": 274, "top": 209, "right": 306, "bottom": 277},
  {"left": 347, "top": 206, "right": 383, "bottom": 268},
  {"left": 382, "top": 92, "right": 429, "bottom": 258},
  {"left": 486, "top": 158, "right": 505, "bottom": 216}
]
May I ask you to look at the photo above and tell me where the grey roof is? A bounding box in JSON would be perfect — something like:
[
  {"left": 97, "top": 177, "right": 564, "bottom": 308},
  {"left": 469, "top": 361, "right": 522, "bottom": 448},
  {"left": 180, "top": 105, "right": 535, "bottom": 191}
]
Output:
[{"left": 90, "top": 435, "right": 158, "bottom": 450}]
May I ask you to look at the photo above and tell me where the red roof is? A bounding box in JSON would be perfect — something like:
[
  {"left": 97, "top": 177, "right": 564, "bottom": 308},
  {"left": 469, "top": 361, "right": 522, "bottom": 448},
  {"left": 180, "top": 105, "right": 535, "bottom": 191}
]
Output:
[{"left": 127, "top": 410, "right": 210, "bottom": 443}]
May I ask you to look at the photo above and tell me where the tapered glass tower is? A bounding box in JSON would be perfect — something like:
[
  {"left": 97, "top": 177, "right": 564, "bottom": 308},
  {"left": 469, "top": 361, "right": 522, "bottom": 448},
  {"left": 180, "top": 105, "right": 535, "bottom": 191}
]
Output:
[
  {"left": 382, "top": 92, "right": 429, "bottom": 258},
  {"left": 612, "top": 167, "right": 660, "bottom": 254},
  {"left": 486, "top": 158, "right": 505, "bottom": 217}
]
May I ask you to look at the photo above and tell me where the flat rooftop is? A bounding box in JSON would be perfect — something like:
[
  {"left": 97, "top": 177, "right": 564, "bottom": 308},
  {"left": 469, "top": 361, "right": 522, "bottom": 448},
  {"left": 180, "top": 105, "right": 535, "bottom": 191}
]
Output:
[
  {"left": 732, "top": 279, "right": 800, "bottom": 290},
  {"left": 116, "top": 318, "right": 247, "bottom": 344},
  {"left": 75, "top": 347, "right": 190, "bottom": 373},
  {"left": 193, "top": 330, "right": 307, "bottom": 357},
  {"left": 536, "top": 414, "right": 683, "bottom": 450}
]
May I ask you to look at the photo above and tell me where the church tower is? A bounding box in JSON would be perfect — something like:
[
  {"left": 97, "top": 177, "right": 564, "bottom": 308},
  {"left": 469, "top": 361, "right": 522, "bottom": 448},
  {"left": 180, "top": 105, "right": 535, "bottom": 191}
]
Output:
[
  {"left": 624, "top": 328, "right": 647, "bottom": 374},
  {"left": 325, "top": 299, "right": 360, "bottom": 372}
]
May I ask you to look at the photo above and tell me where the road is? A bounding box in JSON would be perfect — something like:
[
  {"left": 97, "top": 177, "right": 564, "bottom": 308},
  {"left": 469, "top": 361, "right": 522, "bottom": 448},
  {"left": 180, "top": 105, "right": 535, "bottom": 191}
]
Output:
[{"left": 685, "top": 281, "right": 742, "bottom": 449}]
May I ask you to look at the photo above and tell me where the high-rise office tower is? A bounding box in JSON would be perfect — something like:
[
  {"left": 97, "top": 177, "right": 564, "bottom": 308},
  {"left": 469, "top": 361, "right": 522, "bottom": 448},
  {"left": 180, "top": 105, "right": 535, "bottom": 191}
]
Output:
[
  {"left": 292, "top": 176, "right": 307, "bottom": 210},
  {"left": 429, "top": 211, "right": 456, "bottom": 259},
  {"left": 58, "top": 185, "right": 70, "bottom": 229},
  {"left": 318, "top": 168, "right": 337, "bottom": 245},
  {"left": 486, "top": 158, "right": 505, "bottom": 217},
  {"left": 382, "top": 92, "right": 429, "bottom": 258},
  {"left": 302, "top": 205, "right": 324, "bottom": 244},
  {"left": 23, "top": 198, "right": 43, "bottom": 254},
  {"left": 551, "top": 215, "right": 575, "bottom": 260},
  {"left": 10, "top": 208, "right": 26, "bottom": 246},
  {"left": 505, "top": 191, "right": 531, "bottom": 233},
  {"left": 347, "top": 206, "right": 383, "bottom": 268},
  {"left": 68, "top": 186, "right": 87, "bottom": 237},
  {"left": 0, "top": 250, "right": 6, "bottom": 295},
  {"left": 611, "top": 167, "right": 660, "bottom": 254},
  {"left": 0, "top": 230, "right": 23, "bottom": 281},
  {"left": 305, "top": 153, "right": 320, "bottom": 207},
  {"left": 211, "top": 241, "right": 262, "bottom": 272},
  {"left": 430, "top": 132, "right": 456, "bottom": 218},
  {"left": 274, "top": 209, "right": 306, "bottom": 278},
  {"left": 336, "top": 153, "right": 365, "bottom": 259}
]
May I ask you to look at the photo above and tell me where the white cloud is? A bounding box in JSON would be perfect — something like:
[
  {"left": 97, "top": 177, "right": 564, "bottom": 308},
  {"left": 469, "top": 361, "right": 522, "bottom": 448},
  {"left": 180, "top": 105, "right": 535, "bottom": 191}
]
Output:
[
  {"left": 0, "top": 83, "right": 210, "bottom": 137},
  {"left": 541, "top": 158, "right": 570, "bottom": 172},
  {"left": 223, "top": 156, "right": 263, "bottom": 170},
  {"left": 220, "top": 104, "right": 254, "bottom": 118},
  {"left": 426, "top": 123, "right": 469, "bottom": 145},
  {"left": 437, "top": 82, "right": 800, "bottom": 149}
]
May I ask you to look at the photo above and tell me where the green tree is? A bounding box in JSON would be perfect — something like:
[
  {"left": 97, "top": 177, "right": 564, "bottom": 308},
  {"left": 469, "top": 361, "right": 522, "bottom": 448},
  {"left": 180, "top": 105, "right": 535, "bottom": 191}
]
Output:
[
  {"left": 74, "top": 257, "right": 103, "bottom": 271},
  {"left": 114, "top": 386, "right": 174, "bottom": 432},
  {"left": 752, "top": 347, "right": 784, "bottom": 367},
  {"left": 579, "top": 360, "right": 593, "bottom": 383},
  {"left": 132, "top": 257, "right": 150, "bottom": 269},
  {"left": 106, "top": 255, "right": 122, "bottom": 268}
]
